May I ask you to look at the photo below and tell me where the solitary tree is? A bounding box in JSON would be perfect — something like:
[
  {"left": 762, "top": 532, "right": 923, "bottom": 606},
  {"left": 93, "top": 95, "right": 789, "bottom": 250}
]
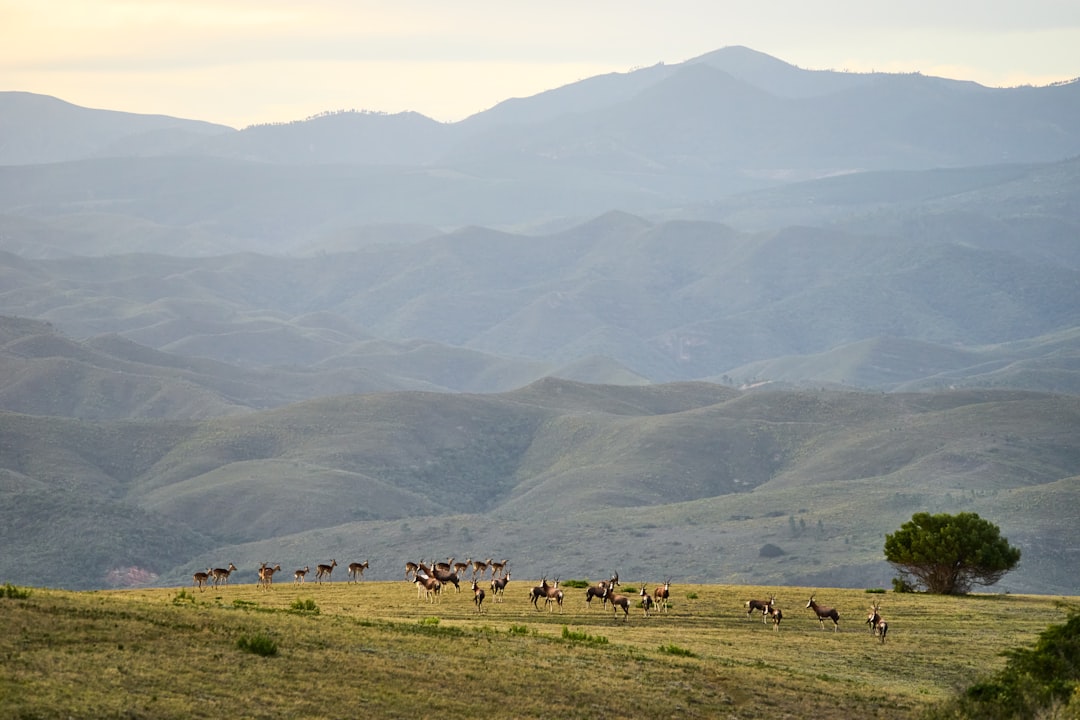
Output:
[{"left": 884, "top": 512, "right": 1021, "bottom": 594}]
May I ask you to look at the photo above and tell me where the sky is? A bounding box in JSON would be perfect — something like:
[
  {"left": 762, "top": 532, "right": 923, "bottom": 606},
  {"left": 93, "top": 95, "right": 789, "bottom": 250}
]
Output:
[{"left": 2, "top": 0, "right": 1079, "bottom": 129}]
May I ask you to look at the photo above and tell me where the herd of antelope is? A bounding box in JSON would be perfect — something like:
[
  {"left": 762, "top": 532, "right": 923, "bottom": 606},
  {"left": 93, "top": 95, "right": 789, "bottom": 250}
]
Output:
[{"left": 190, "top": 559, "right": 889, "bottom": 639}]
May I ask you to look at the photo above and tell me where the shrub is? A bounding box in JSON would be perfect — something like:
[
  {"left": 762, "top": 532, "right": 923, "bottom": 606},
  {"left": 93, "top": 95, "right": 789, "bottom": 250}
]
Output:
[
  {"left": 236, "top": 633, "right": 278, "bottom": 657},
  {"left": 561, "top": 626, "right": 608, "bottom": 645},
  {"left": 560, "top": 579, "right": 590, "bottom": 589},
  {"left": 892, "top": 576, "right": 916, "bottom": 593},
  {"left": 508, "top": 624, "right": 529, "bottom": 636},
  {"left": 289, "top": 598, "right": 320, "bottom": 615},
  {"left": 659, "top": 644, "right": 695, "bottom": 657},
  {"left": 2, "top": 583, "right": 32, "bottom": 600},
  {"left": 759, "top": 543, "right": 785, "bottom": 558},
  {"left": 865, "top": 588, "right": 887, "bottom": 594}
]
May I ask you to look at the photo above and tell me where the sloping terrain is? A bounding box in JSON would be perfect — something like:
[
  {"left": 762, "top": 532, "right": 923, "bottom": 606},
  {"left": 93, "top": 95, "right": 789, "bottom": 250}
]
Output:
[{"left": 0, "top": 381, "right": 1076, "bottom": 594}]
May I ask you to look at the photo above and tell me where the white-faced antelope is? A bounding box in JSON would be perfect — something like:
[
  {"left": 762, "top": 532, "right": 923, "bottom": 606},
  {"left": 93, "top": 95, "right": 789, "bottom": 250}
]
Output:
[
  {"left": 807, "top": 594, "right": 840, "bottom": 631},
  {"left": 768, "top": 605, "right": 783, "bottom": 631},
  {"left": 293, "top": 566, "right": 310, "bottom": 584},
  {"left": 315, "top": 559, "right": 338, "bottom": 583},
  {"left": 193, "top": 569, "right": 211, "bottom": 592},
  {"left": 603, "top": 584, "right": 631, "bottom": 622},
  {"left": 472, "top": 580, "right": 486, "bottom": 613},
  {"left": 490, "top": 572, "right": 511, "bottom": 602},
  {"left": 868, "top": 601, "right": 888, "bottom": 643},
  {"left": 347, "top": 561, "right": 369, "bottom": 583},
  {"left": 210, "top": 563, "right": 238, "bottom": 588},
  {"left": 585, "top": 572, "right": 619, "bottom": 610},
  {"left": 745, "top": 595, "right": 775, "bottom": 623},
  {"left": 654, "top": 578, "right": 672, "bottom": 613},
  {"left": 530, "top": 577, "right": 557, "bottom": 611},
  {"left": 640, "top": 585, "right": 655, "bottom": 617},
  {"left": 413, "top": 570, "right": 442, "bottom": 603}
]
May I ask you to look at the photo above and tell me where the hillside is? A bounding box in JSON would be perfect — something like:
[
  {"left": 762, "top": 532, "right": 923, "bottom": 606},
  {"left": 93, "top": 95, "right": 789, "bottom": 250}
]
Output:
[{"left": 0, "top": 380, "right": 1076, "bottom": 594}]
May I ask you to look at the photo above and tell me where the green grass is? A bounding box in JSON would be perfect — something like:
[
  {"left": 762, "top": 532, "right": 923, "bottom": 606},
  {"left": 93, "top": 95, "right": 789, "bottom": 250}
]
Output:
[{"left": 1, "top": 581, "right": 1076, "bottom": 719}]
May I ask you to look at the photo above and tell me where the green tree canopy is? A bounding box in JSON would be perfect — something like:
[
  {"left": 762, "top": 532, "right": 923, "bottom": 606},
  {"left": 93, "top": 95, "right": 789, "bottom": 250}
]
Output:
[{"left": 884, "top": 511, "right": 1021, "bottom": 594}]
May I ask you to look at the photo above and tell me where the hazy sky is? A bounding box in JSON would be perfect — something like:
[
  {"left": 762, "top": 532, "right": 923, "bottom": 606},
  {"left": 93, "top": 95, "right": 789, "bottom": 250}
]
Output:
[{"left": 3, "top": 0, "right": 1078, "bottom": 129}]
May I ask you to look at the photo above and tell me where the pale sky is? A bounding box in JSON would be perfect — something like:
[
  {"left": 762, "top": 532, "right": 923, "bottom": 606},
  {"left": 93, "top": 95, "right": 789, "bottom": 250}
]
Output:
[{"left": 2, "top": 0, "right": 1079, "bottom": 129}]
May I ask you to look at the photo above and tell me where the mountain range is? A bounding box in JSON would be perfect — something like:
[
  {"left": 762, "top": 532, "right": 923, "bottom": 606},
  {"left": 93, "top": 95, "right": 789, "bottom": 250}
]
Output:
[{"left": 1, "top": 46, "right": 1077, "bottom": 593}]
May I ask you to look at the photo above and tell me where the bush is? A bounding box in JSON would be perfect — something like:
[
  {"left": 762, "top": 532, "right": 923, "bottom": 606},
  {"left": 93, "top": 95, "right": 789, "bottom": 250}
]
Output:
[
  {"left": 759, "top": 543, "right": 785, "bottom": 558},
  {"left": 659, "top": 644, "right": 695, "bottom": 657},
  {"left": 892, "top": 576, "right": 916, "bottom": 594},
  {"left": 236, "top": 633, "right": 278, "bottom": 657},
  {"left": 289, "top": 598, "right": 320, "bottom": 615},
  {"left": 1, "top": 583, "right": 32, "bottom": 600}
]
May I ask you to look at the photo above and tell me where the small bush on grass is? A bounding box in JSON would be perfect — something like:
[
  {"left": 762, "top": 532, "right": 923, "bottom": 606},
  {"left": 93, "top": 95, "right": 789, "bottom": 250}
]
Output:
[
  {"left": 866, "top": 588, "right": 887, "bottom": 594},
  {"left": 236, "top": 633, "right": 278, "bottom": 657},
  {"left": 561, "top": 626, "right": 608, "bottom": 645},
  {"left": 2, "top": 583, "right": 32, "bottom": 600},
  {"left": 508, "top": 625, "right": 529, "bottom": 636},
  {"left": 289, "top": 598, "right": 320, "bottom": 615},
  {"left": 659, "top": 644, "right": 695, "bottom": 657},
  {"left": 561, "top": 579, "right": 590, "bottom": 588},
  {"left": 172, "top": 589, "right": 196, "bottom": 605}
]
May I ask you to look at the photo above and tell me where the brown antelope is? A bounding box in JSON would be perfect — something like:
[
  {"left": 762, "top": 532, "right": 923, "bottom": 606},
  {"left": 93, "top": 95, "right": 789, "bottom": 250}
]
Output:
[
  {"left": 433, "top": 558, "right": 453, "bottom": 574},
  {"left": 405, "top": 560, "right": 421, "bottom": 580},
  {"left": 472, "top": 580, "right": 486, "bottom": 613},
  {"left": 293, "top": 566, "right": 310, "bottom": 584},
  {"left": 210, "top": 563, "right": 237, "bottom": 587},
  {"left": 431, "top": 564, "right": 462, "bottom": 593},
  {"left": 603, "top": 584, "right": 631, "bottom": 622},
  {"left": 193, "top": 569, "right": 211, "bottom": 591},
  {"left": 489, "top": 558, "right": 509, "bottom": 578},
  {"left": 470, "top": 558, "right": 489, "bottom": 580},
  {"left": 768, "top": 605, "right": 783, "bottom": 631},
  {"left": 490, "top": 572, "right": 511, "bottom": 602},
  {"left": 452, "top": 558, "right": 471, "bottom": 578},
  {"left": 413, "top": 570, "right": 442, "bottom": 603},
  {"left": 315, "top": 559, "right": 338, "bottom": 583},
  {"left": 745, "top": 595, "right": 775, "bottom": 623},
  {"left": 868, "top": 601, "right": 888, "bottom": 643},
  {"left": 529, "top": 577, "right": 553, "bottom": 611},
  {"left": 640, "top": 585, "right": 655, "bottom": 617},
  {"left": 807, "top": 594, "right": 840, "bottom": 631},
  {"left": 654, "top": 578, "right": 671, "bottom": 612},
  {"left": 347, "top": 561, "right": 369, "bottom": 583},
  {"left": 585, "top": 572, "right": 619, "bottom": 610},
  {"left": 257, "top": 563, "right": 281, "bottom": 590}
]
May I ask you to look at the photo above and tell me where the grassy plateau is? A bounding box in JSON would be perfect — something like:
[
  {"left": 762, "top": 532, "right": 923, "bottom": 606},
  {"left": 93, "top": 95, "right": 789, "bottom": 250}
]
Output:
[{"left": 1, "top": 579, "right": 1075, "bottom": 719}]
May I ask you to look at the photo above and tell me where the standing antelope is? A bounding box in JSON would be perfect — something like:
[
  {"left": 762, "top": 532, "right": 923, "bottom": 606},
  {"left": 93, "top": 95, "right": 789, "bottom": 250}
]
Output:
[
  {"left": 654, "top": 578, "right": 671, "bottom": 613},
  {"left": 257, "top": 563, "right": 281, "bottom": 590},
  {"left": 745, "top": 595, "right": 775, "bottom": 623},
  {"left": 490, "top": 572, "right": 511, "bottom": 602},
  {"left": 768, "top": 605, "right": 783, "bottom": 631},
  {"left": 210, "top": 563, "right": 238, "bottom": 587},
  {"left": 431, "top": 565, "right": 462, "bottom": 593},
  {"left": 315, "top": 559, "right": 338, "bottom": 583},
  {"left": 530, "top": 578, "right": 555, "bottom": 611},
  {"left": 470, "top": 558, "right": 489, "bottom": 580},
  {"left": 452, "top": 558, "right": 471, "bottom": 579},
  {"left": 868, "top": 601, "right": 888, "bottom": 643},
  {"left": 293, "top": 566, "right": 310, "bottom": 584},
  {"left": 585, "top": 572, "right": 619, "bottom": 610},
  {"left": 489, "top": 558, "right": 509, "bottom": 578},
  {"left": 413, "top": 570, "right": 442, "bottom": 603},
  {"left": 472, "top": 580, "right": 486, "bottom": 613},
  {"left": 347, "top": 561, "right": 369, "bottom": 583},
  {"left": 603, "top": 584, "right": 631, "bottom": 622},
  {"left": 640, "top": 585, "right": 655, "bottom": 617},
  {"left": 405, "top": 560, "right": 421, "bottom": 580},
  {"left": 807, "top": 595, "right": 840, "bottom": 631},
  {"left": 193, "top": 569, "right": 211, "bottom": 592}
]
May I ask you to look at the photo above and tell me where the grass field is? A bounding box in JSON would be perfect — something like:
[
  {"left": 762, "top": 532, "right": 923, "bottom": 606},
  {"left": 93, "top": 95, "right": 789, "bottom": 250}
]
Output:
[{"left": 1, "top": 579, "right": 1076, "bottom": 719}]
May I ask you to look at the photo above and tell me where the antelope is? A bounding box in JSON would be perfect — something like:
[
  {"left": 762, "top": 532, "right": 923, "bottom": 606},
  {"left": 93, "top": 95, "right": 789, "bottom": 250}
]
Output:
[
  {"left": 868, "top": 601, "right": 888, "bottom": 643},
  {"left": 489, "top": 558, "right": 509, "bottom": 578},
  {"left": 433, "top": 557, "right": 453, "bottom": 574},
  {"left": 315, "top": 559, "right": 338, "bottom": 583},
  {"left": 293, "top": 566, "right": 310, "bottom": 584},
  {"left": 471, "top": 558, "right": 489, "bottom": 580},
  {"left": 453, "top": 558, "right": 471, "bottom": 578},
  {"left": 431, "top": 564, "right": 462, "bottom": 593},
  {"left": 544, "top": 578, "right": 564, "bottom": 612},
  {"left": 529, "top": 577, "right": 552, "bottom": 611},
  {"left": 258, "top": 563, "right": 281, "bottom": 590},
  {"left": 210, "top": 563, "right": 237, "bottom": 587},
  {"left": 640, "top": 585, "right": 655, "bottom": 617},
  {"left": 472, "top": 580, "right": 486, "bottom": 613},
  {"left": 347, "top": 561, "right": 369, "bottom": 583},
  {"left": 490, "top": 572, "right": 511, "bottom": 602},
  {"left": 585, "top": 572, "right": 620, "bottom": 610},
  {"left": 413, "top": 570, "right": 442, "bottom": 603},
  {"left": 745, "top": 595, "right": 775, "bottom": 623},
  {"left": 193, "top": 569, "right": 211, "bottom": 591},
  {"left": 405, "top": 560, "right": 422, "bottom": 580},
  {"left": 654, "top": 578, "right": 671, "bottom": 613},
  {"left": 603, "top": 584, "right": 631, "bottom": 622},
  {"left": 807, "top": 594, "right": 840, "bottom": 631},
  {"left": 769, "top": 605, "right": 783, "bottom": 631}
]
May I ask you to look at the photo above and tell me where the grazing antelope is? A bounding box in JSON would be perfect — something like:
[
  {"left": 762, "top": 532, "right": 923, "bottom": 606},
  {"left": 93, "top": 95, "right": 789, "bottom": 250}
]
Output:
[
  {"left": 315, "top": 559, "right": 338, "bottom": 583},
  {"left": 585, "top": 572, "right": 619, "bottom": 610},
  {"left": 768, "top": 605, "right": 783, "bottom": 631},
  {"left": 654, "top": 578, "right": 671, "bottom": 613},
  {"left": 807, "top": 594, "right": 840, "bottom": 631},
  {"left": 293, "top": 566, "right": 310, "bottom": 584},
  {"left": 640, "top": 585, "right": 655, "bottom": 617},
  {"left": 472, "top": 580, "right": 486, "bottom": 613},
  {"left": 490, "top": 572, "right": 511, "bottom": 602},
  {"left": 413, "top": 570, "right": 442, "bottom": 603},
  {"left": 193, "top": 569, "right": 211, "bottom": 592},
  {"left": 868, "top": 601, "right": 888, "bottom": 643},
  {"left": 745, "top": 595, "right": 775, "bottom": 623},
  {"left": 257, "top": 563, "right": 281, "bottom": 590},
  {"left": 347, "top": 561, "right": 369, "bottom": 583},
  {"left": 603, "top": 584, "right": 631, "bottom": 622},
  {"left": 210, "top": 563, "right": 238, "bottom": 587}
]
